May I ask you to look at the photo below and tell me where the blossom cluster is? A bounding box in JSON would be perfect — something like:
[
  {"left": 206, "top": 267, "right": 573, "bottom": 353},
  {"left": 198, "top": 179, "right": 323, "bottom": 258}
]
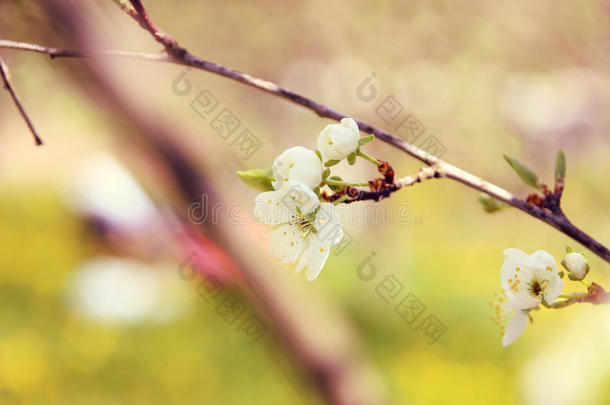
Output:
[{"left": 242, "top": 118, "right": 374, "bottom": 281}]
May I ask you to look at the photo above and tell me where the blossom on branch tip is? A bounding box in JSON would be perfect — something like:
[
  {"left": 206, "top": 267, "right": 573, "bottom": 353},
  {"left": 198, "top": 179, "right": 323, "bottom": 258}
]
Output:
[
  {"left": 253, "top": 181, "right": 344, "bottom": 281},
  {"left": 317, "top": 117, "right": 360, "bottom": 161},
  {"left": 271, "top": 146, "right": 323, "bottom": 190},
  {"left": 492, "top": 248, "right": 564, "bottom": 346},
  {"left": 500, "top": 248, "right": 563, "bottom": 308}
]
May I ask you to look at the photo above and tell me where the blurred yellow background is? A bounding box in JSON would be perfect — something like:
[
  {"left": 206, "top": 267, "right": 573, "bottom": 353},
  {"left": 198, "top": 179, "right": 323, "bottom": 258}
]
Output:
[{"left": 1, "top": 1, "right": 610, "bottom": 404}]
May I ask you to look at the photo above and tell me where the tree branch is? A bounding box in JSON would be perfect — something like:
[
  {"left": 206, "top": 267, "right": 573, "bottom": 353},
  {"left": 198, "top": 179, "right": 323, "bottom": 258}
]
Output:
[
  {"left": 1, "top": 2, "right": 608, "bottom": 264},
  {"left": 0, "top": 56, "right": 43, "bottom": 145}
]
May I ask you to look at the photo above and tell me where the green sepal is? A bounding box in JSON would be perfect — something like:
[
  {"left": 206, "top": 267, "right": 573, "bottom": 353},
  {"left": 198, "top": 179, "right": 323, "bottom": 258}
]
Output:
[
  {"left": 347, "top": 152, "right": 357, "bottom": 165},
  {"left": 358, "top": 134, "right": 375, "bottom": 146},
  {"left": 324, "top": 159, "right": 341, "bottom": 167}
]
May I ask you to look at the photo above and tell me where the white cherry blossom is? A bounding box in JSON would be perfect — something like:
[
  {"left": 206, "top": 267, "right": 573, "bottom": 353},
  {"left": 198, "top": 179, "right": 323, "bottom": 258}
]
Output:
[
  {"left": 271, "top": 146, "right": 323, "bottom": 190},
  {"left": 253, "top": 181, "right": 344, "bottom": 281},
  {"left": 492, "top": 248, "right": 564, "bottom": 346},
  {"left": 500, "top": 248, "right": 563, "bottom": 309}
]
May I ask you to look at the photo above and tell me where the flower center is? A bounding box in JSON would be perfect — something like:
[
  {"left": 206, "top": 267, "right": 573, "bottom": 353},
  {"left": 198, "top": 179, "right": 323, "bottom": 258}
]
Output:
[
  {"left": 298, "top": 217, "right": 310, "bottom": 230},
  {"left": 295, "top": 214, "right": 318, "bottom": 237},
  {"left": 527, "top": 278, "right": 549, "bottom": 298},
  {"left": 292, "top": 206, "right": 321, "bottom": 237},
  {"left": 531, "top": 280, "right": 542, "bottom": 296}
]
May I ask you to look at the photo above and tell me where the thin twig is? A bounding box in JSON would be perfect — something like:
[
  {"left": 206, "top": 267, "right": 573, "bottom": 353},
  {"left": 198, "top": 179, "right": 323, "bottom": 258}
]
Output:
[
  {"left": 0, "top": 56, "right": 43, "bottom": 145},
  {"left": 0, "top": 40, "right": 168, "bottom": 61},
  {"left": 323, "top": 162, "right": 442, "bottom": 204},
  {"left": 549, "top": 283, "right": 610, "bottom": 309},
  {"left": 0, "top": 3, "right": 608, "bottom": 263}
]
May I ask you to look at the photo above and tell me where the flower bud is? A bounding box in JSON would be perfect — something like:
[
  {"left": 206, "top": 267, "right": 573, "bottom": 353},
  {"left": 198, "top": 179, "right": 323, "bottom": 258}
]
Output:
[
  {"left": 317, "top": 118, "right": 360, "bottom": 161},
  {"left": 271, "top": 146, "right": 323, "bottom": 190},
  {"left": 561, "top": 252, "right": 589, "bottom": 281}
]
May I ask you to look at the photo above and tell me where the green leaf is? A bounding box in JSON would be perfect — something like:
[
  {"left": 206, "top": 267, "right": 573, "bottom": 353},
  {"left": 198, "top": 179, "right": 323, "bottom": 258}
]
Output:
[
  {"left": 347, "top": 152, "right": 357, "bottom": 165},
  {"left": 236, "top": 169, "right": 274, "bottom": 191},
  {"left": 503, "top": 154, "right": 542, "bottom": 189},
  {"left": 324, "top": 159, "right": 341, "bottom": 167},
  {"left": 478, "top": 193, "right": 508, "bottom": 213},
  {"left": 555, "top": 149, "right": 566, "bottom": 182},
  {"left": 358, "top": 134, "right": 375, "bottom": 146}
]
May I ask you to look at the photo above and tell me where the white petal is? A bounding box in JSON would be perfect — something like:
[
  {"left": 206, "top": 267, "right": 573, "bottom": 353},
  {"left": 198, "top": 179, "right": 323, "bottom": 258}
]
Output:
[
  {"left": 269, "top": 224, "right": 306, "bottom": 264},
  {"left": 254, "top": 181, "right": 319, "bottom": 225},
  {"left": 503, "top": 248, "right": 529, "bottom": 261},
  {"left": 314, "top": 203, "right": 344, "bottom": 246},
  {"left": 500, "top": 248, "right": 531, "bottom": 292},
  {"left": 254, "top": 189, "right": 296, "bottom": 225},
  {"left": 290, "top": 162, "right": 323, "bottom": 190},
  {"left": 502, "top": 310, "right": 528, "bottom": 347},
  {"left": 341, "top": 117, "right": 359, "bottom": 131},
  {"left": 543, "top": 274, "right": 564, "bottom": 305},
  {"left": 527, "top": 250, "right": 557, "bottom": 272},
  {"left": 304, "top": 237, "right": 331, "bottom": 281},
  {"left": 295, "top": 238, "right": 311, "bottom": 273},
  {"left": 505, "top": 293, "right": 540, "bottom": 310},
  {"left": 280, "top": 180, "right": 320, "bottom": 214}
]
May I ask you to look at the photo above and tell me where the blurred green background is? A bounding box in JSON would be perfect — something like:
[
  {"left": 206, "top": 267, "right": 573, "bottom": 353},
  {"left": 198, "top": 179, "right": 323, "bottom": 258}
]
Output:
[{"left": 1, "top": 0, "right": 610, "bottom": 404}]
